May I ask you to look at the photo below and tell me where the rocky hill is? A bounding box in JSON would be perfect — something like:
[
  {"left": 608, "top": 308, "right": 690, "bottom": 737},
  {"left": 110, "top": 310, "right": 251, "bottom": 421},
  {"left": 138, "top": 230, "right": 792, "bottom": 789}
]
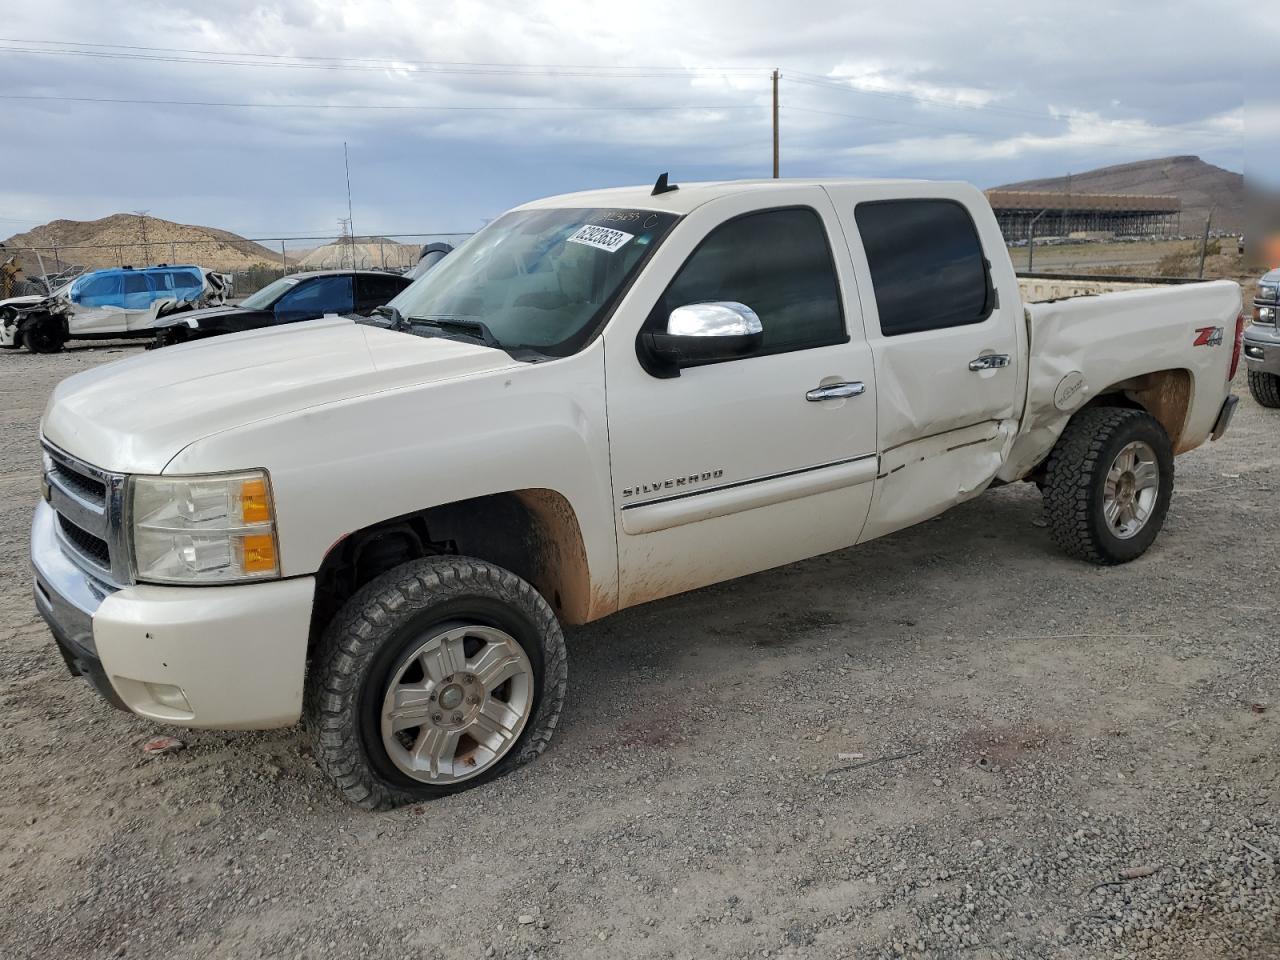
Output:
[
  {"left": 2, "top": 214, "right": 283, "bottom": 272},
  {"left": 293, "top": 237, "right": 418, "bottom": 271},
  {"left": 995, "top": 155, "right": 1245, "bottom": 234}
]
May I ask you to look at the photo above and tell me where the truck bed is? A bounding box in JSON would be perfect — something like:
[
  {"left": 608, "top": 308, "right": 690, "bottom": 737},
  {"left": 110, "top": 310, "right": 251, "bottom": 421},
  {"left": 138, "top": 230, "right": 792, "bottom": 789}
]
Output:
[
  {"left": 1000, "top": 279, "right": 1242, "bottom": 481},
  {"left": 1018, "top": 273, "right": 1201, "bottom": 304}
]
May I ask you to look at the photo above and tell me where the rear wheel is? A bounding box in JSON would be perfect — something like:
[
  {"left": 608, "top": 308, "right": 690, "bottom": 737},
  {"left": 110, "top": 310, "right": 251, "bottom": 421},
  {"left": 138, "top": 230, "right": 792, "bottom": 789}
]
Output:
[
  {"left": 1248, "top": 369, "right": 1280, "bottom": 409},
  {"left": 1042, "top": 406, "right": 1173, "bottom": 565},
  {"left": 306, "top": 556, "right": 568, "bottom": 810}
]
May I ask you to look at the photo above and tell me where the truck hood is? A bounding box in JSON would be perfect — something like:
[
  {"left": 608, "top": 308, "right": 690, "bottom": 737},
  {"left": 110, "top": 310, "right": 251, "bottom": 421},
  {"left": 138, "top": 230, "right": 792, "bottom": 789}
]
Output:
[{"left": 42, "top": 316, "right": 522, "bottom": 473}]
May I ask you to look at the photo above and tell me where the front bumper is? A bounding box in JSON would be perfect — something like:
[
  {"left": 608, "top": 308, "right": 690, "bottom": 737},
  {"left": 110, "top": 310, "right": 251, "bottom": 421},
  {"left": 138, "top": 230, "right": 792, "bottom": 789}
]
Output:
[
  {"left": 1243, "top": 323, "right": 1280, "bottom": 376},
  {"left": 32, "top": 500, "right": 315, "bottom": 729}
]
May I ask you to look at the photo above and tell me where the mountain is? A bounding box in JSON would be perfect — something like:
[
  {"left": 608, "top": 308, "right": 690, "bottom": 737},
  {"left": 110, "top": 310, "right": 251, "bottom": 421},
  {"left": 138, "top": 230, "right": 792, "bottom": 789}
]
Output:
[
  {"left": 1, "top": 214, "right": 284, "bottom": 272},
  {"left": 994, "top": 156, "right": 1244, "bottom": 234},
  {"left": 293, "top": 236, "right": 419, "bottom": 271}
]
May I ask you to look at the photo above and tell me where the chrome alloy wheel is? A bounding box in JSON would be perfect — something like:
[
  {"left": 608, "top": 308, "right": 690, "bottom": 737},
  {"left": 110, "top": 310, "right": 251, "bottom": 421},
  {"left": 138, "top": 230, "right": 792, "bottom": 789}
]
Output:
[
  {"left": 380, "top": 624, "right": 534, "bottom": 784},
  {"left": 1103, "top": 440, "right": 1160, "bottom": 540}
]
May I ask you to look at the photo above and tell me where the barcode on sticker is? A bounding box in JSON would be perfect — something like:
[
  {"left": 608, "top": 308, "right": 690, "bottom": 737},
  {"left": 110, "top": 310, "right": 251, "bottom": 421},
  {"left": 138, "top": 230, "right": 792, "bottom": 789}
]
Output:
[{"left": 566, "top": 224, "right": 634, "bottom": 253}]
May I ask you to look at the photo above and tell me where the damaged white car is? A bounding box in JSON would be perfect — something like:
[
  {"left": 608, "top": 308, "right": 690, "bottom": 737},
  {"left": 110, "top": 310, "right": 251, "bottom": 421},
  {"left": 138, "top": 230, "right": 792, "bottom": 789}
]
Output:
[{"left": 1, "top": 264, "right": 231, "bottom": 353}]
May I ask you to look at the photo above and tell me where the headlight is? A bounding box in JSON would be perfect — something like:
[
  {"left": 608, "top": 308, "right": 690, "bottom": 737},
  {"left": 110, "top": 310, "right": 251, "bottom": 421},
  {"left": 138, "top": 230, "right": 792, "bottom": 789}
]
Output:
[
  {"left": 1258, "top": 306, "right": 1275, "bottom": 324},
  {"left": 131, "top": 470, "right": 279, "bottom": 583},
  {"left": 1257, "top": 284, "right": 1278, "bottom": 303}
]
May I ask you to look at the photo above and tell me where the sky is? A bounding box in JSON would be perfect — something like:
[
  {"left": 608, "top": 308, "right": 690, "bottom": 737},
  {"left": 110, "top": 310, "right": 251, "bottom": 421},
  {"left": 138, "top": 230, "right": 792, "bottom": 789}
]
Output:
[{"left": 1, "top": 0, "right": 1276, "bottom": 242}]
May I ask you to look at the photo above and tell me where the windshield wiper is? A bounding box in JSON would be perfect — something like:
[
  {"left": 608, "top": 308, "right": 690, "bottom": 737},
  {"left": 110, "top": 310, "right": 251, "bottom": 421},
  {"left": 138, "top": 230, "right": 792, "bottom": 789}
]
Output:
[{"left": 405, "top": 315, "right": 501, "bottom": 349}]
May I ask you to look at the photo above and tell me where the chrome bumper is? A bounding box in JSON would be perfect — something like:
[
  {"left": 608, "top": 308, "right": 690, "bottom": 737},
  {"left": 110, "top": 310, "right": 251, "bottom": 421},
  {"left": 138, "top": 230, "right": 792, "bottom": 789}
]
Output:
[
  {"left": 31, "top": 500, "right": 127, "bottom": 709},
  {"left": 1244, "top": 323, "right": 1280, "bottom": 375}
]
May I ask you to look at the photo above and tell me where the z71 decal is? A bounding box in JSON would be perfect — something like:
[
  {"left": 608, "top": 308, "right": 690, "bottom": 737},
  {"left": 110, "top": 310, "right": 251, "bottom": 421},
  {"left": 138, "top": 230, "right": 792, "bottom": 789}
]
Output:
[{"left": 1193, "top": 326, "right": 1224, "bottom": 347}]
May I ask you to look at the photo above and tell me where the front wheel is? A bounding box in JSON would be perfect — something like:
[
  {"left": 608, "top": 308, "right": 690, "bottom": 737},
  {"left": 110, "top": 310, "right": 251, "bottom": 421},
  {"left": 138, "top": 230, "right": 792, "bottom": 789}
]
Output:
[
  {"left": 23, "top": 315, "right": 65, "bottom": 353},
  {"left": 1248, "top": 369, "right": 1280, "bottom": 409},
  {"left": 1042, "top": 406, "right": 1174, "bottom": 565},
  {"left": 306, "top": 556, "right": 568, "bottom": 810}
]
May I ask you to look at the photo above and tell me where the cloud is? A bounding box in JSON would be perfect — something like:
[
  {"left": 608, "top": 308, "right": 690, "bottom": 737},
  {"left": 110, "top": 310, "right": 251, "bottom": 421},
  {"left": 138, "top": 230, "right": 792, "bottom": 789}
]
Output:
[{"left": 0, "top": 0, "right": 1268, "bottom": 235}]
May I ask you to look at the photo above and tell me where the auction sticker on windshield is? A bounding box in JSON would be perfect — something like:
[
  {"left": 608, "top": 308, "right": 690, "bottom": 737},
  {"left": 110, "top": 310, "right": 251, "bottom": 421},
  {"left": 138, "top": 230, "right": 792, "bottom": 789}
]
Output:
[{"left": 567, "top": 224, "right": 634, "bottom": 253}]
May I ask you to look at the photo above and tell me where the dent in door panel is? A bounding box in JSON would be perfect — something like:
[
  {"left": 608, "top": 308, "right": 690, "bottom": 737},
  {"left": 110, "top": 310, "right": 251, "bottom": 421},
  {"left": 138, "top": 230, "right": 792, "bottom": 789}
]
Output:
[{"left": 860, "top": 420, "right": 1015, "bottom": 543}]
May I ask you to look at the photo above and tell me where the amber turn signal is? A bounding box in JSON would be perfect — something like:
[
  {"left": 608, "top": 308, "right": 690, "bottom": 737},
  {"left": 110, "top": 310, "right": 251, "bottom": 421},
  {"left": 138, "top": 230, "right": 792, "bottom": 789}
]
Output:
[{"left": 240, "top": 478, "right": 272, "bottom": 524}]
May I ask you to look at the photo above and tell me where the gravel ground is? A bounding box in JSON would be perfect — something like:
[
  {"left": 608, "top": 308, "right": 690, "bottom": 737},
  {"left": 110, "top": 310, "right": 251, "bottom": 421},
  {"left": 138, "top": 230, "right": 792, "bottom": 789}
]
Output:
[{"left": 0, "top": 343, "right": 1276, "bottom": 960}]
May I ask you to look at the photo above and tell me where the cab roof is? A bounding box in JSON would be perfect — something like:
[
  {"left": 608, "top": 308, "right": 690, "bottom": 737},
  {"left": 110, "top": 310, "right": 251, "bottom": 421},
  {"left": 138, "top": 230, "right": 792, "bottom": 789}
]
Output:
[{"left": 516, "top": 178, "right": 945, "bottom": 216}]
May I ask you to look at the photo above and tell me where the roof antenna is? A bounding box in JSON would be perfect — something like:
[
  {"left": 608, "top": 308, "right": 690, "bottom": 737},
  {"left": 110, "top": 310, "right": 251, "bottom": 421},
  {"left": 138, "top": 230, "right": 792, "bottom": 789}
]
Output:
[{"left": 651, "top": 172, "right": 679, "bottom": 196}]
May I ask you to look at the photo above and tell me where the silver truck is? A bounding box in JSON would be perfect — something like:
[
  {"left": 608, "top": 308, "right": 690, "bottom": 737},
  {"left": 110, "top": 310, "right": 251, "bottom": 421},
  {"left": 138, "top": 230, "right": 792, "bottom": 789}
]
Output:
[{"left": 1243, "top": 268, "right": 1280, "bottom": 407}]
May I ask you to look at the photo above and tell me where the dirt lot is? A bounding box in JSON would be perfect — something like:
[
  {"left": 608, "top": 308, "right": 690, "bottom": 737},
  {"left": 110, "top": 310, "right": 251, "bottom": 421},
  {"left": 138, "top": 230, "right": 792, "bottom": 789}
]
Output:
[{"left": 1, "top": 343, "right": 1276, "bottom": 960}]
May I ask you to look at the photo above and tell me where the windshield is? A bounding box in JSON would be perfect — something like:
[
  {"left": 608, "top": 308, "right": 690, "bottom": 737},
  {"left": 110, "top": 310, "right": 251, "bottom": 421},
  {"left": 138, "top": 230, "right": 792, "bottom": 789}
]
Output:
[
  {"left": 240, "top": 276, "right": 301, "bottom": 310},
  {"left": 385, "top": 207, "right": 678, "bottom": 356}
]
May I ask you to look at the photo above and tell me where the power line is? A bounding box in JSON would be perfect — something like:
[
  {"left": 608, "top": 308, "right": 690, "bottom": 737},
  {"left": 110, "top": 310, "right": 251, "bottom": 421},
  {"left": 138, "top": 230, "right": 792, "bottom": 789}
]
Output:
[
  {"left": 0, "top": 36, "right": 765, "bottom": 72},
  {"left": 0, "top": 41, "right": 764, "bottom": 78},
  {"left": 0, "top": 93, "right": 763, "bottom": 113}
]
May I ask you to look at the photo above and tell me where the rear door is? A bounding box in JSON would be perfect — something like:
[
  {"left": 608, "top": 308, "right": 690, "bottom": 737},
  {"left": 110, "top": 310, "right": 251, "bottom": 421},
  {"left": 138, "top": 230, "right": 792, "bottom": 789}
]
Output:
[
  {"left": 831, "top": 187, "right": 1023, "bottom": 541},
  {"left": 603, "top": 189, "right": 879, "bottom": 608}
]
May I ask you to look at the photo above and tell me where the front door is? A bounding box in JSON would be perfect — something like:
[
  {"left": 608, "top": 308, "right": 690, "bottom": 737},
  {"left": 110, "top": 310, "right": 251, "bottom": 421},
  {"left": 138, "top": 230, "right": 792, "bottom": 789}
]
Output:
[{"left": 603, "top": 188, "right": 879, "bottom": 609}]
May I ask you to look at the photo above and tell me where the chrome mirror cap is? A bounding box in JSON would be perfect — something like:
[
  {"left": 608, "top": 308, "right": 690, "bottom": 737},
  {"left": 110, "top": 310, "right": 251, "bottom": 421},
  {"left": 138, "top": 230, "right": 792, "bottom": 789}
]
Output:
[{"left": 667, "top": 301, "right": 763, "bottom": 338}]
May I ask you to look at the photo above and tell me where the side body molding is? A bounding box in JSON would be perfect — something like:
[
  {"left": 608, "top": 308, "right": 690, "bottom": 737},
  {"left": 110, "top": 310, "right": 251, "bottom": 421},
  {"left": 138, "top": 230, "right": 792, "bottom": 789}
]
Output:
[{"left": 621, "top": 455, "right": 879, "bottom": 535}]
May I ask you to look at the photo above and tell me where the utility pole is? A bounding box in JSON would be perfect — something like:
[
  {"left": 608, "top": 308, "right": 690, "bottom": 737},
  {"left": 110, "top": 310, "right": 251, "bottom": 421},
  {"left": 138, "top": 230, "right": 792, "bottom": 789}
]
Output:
[
  {"left": 771, "top": 69, "right": 780, "bottom": 179},
  {"left": 1198, "top": 206, "right": 1215, "bottom": 279},
  {"left": 343, "top": 142, "right": 357, "bottom": 260},
  {"left": 134, "top": 210, "right": 150, "bottom": 265},
  {"left": 1060, "top": 173, "right": 1071, "bottom": 238},
  {"left": 1027, "top": 209, "right": 1049, "bottom": 273}
]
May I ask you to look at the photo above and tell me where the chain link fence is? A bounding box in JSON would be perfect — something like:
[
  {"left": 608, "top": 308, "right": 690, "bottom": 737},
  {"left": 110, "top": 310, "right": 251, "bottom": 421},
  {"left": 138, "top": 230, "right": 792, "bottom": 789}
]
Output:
[{"left": 7, "top": 232, "right": 474, "bottom": 298}]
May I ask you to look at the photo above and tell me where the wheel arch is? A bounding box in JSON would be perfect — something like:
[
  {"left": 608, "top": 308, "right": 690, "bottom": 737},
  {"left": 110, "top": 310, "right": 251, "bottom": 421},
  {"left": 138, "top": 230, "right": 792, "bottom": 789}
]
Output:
[
  {"left": 311, "top": 488, "right": 597, "bottom": 647},
  {"left": 1090, "top": 367, "right": 1193, "bottom": 452}
]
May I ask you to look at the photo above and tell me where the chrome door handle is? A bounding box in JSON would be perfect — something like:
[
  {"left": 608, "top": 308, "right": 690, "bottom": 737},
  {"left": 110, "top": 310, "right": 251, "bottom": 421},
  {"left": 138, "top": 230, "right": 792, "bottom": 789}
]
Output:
[
  {"left": 969, "top": 354, "right": 1011, "bottom": 371},
  {"left": 806, "top": 381, "right": 865, "bottom": 402}
]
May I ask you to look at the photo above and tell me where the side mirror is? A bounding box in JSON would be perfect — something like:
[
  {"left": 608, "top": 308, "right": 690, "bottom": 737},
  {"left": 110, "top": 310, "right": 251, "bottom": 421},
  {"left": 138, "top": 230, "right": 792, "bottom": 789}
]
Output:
[{"left": 640, "top": 301, "right": 764, "bottom": 377}]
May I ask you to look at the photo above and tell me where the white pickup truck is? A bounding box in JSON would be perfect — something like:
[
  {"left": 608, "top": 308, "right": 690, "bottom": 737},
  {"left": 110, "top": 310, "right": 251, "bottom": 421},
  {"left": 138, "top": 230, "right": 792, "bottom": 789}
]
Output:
[{"left": 31, "top": 178, "right": 1242, "bottom": 808}]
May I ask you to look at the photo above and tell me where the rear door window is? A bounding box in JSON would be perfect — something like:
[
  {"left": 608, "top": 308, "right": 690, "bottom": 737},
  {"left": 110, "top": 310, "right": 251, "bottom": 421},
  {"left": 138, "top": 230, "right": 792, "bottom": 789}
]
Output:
[
  {"left": 121, "top": 272, "right": 152, "bottom": 309},
  {"left": 356, "top": 273, "right": 410, "bottom": 310},
  {"left": 855, "top": 199, "right": 992, "bottom": 337}
]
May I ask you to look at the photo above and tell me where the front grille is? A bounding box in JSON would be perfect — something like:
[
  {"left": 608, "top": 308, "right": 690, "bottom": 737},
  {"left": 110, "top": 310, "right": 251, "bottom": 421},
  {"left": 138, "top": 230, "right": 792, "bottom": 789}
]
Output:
[
  {"left": 58, "top": 515, "right": 111, "bottom": 568},
  {"left": 50, "top": 463, "right": 106, "bottom": 505},
  {"left": 42, "top": 442, "right": 128, "bottom": 586}
]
